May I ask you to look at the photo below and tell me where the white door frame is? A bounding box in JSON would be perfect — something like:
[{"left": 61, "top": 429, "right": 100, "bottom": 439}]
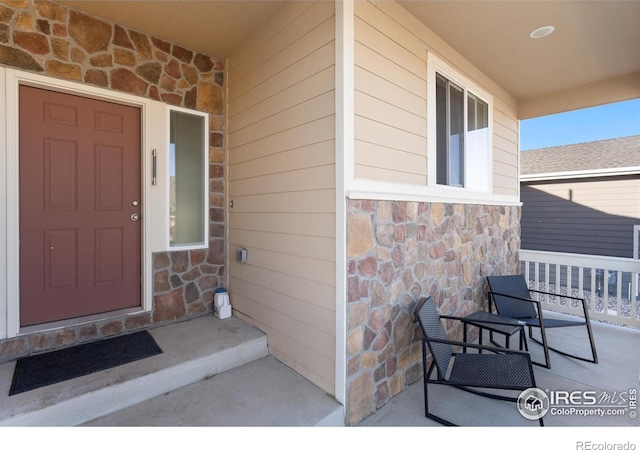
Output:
[{"left": 1, "top": 68, "right": 169, "bottom": 339}]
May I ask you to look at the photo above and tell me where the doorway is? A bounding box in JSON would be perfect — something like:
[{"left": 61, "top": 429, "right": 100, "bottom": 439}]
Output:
[{"left": 19, "top": 86, "right": 142, "bottom": 326}]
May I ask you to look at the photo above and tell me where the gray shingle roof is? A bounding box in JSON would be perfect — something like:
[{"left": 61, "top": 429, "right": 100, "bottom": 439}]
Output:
[{"left": 520, "top": 135, "right": 640, "bottom": 176}]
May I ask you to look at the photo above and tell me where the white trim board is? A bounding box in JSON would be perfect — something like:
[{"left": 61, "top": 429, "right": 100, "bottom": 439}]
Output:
[{"left": 521, "top": 166, "right": 640, "bottom": 182}]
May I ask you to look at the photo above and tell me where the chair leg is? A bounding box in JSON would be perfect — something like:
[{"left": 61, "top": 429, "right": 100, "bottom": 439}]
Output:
[
  {"left": 585, "top": 318, "right": 598, "bottom": 364},
  {"left": 529, "top": 325, "right": 552, "bottom": 369},
  {"left": 463, "top": 323, "right": 468, "bottom": 354},
  {"left": 422, "top": 342, "right": 428, "bottom": 417},
  {"left": 530, "top": 322, "right": 598, "bottom": 366},
  {"left": 520, "top": 328, "right": 528, "bottom": 351},
  {"left": 422, "top": 354, "right": 456, "bottom": 426}
]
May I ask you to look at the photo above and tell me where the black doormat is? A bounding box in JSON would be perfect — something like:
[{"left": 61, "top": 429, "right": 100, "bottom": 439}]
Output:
[{"left": 9, "top": 330, "right": 162, "bottom": 396}]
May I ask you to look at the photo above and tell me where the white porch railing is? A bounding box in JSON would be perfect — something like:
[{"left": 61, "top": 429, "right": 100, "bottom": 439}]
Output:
[{"left": 519, "top": 249, "right": 640, "bottom": 328}]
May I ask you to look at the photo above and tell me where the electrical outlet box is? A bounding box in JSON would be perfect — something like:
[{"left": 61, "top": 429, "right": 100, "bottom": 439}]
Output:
[{"left": 236, "top": 247, "right": 248, "bottom": 264}]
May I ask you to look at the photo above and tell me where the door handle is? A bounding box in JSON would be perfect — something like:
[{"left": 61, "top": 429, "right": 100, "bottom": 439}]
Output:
[{"left": 131, "top": 213, "right": 140, "bottom": 222}]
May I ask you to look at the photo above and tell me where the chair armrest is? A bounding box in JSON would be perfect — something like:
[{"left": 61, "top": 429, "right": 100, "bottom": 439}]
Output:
[
  {"left": 528, "top": 288, "right": 592, "bottom": 320},
  {"left": 423, "top": 336, "right": 531, "bottom": 357},
  {"left": 488, "top": 290, "right": 540, "bottom": 304},
  {"left": 528, "top": 288, "right": 586, "bottom": 302}
]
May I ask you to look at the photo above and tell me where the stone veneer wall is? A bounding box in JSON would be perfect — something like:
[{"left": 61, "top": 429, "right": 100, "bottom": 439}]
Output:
[
  {"left": 0, "top": 0, "right": 225, "bottom": 362},
  {"left": 345, "top": 199, "right": 520, "bottom": 425}
]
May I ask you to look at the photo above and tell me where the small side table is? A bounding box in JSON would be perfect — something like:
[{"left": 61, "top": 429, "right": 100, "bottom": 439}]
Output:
[{"left": 461, "top": 311, "right": 527, "bottom": 352}]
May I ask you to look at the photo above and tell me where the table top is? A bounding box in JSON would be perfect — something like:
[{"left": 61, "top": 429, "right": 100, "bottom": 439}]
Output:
[{"left": 462, "top": 310, "right": 523, "bottom": 335}]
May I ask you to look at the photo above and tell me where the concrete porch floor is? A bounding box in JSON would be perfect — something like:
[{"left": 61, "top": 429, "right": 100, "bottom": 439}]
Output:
[
  {"left": 0, "top": 311, "right": 638, "bottom": 429},
  {"left": 0, "top": 314, "right": 344, "bottom": 427}
]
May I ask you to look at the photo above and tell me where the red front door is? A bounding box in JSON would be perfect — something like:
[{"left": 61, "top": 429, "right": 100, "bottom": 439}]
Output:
[{"left": 19, "top": 86, "right": 142, "bottom": 326}]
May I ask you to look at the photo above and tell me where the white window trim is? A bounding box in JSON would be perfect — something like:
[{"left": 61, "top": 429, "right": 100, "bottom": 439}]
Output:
[
  {"left": 0, "top": 68, "right": 172, "bottom": 338},
  {"left": 427, "top": 51, "right": 494, "bottom": 193},
  {"left": 0, "top": 67, "right": 7, "bottom": 340}
]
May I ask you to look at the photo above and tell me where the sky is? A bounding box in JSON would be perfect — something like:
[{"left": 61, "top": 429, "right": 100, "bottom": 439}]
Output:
[{"left": 520, "top": 98, "right": 640, "bottom": 151}]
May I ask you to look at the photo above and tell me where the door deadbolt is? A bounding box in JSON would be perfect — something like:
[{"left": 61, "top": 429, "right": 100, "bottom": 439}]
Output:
[
  {"left": 130, "top": 213, "right": 140, "bottom": 222},
  {"left": 132, "top": 200, "right": 139, "bottom": 207}
]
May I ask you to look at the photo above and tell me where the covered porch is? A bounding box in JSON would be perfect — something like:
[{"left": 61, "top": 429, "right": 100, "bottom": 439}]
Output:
[
  {"left": 1, "top": 307, "right": 637, "bottom": 427},
  {"left": 1, "top": 0, "right": 639, "bottom": 427}
]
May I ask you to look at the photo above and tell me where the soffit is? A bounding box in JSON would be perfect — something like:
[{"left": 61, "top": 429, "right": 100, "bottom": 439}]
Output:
[
  {"left": 397, "top": 0, "right": 640, "bottom": 102},
  {"left": 57, "top": 0, "right": 290, "bottom": 60},
  {"left": 58, "top": 1, "right": 640, "bottom": 114}
]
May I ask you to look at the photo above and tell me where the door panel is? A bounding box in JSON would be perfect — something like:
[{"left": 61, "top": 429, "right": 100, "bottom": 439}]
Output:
[{"left": 19, "top": 86, "right": 142, "bottom": 326}]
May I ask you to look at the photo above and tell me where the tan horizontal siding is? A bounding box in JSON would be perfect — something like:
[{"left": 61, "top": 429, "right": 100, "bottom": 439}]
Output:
[
  {"left": 230, "top": 262, "right": 336, "bottom": 310},
  {"left": 228, "top": 18, "right": 334, "bottom": 102},
  {"left": 229, "top": 246, "right": 335, "bottom": 288},
  {"left": 353, "top": 0, "right": 519, "bottom": 193},
  {"left": 251, "top": 316, "right": 335, "bottom": 393},
  {"left": 227, "top": 0, "right": 336, "bottom": 395},
  {"left": 494, "top": 147, "right": 518, "bottom": 168},
  {"left": 229, "top": 165, "right": 335, "bottom": 197},
  {"left": 230, "top": 277, "right": 335, "bottom": 340},
  {"left": 230, "top": 292, "right": 335, "bottom": 391},
  {"left": 228, "top": 1, "right": 315, "bottom": 72},
  {"left": 355, "top": 14, "right": 426, "bottom": 79},
  {"left": 229, "top": 116, "right": 334, "bottom": 166},
  {"left": 355, "top": 0, "right": 427, "bottom": 64},
  {"left": 227, "top": 189, "right": 335, "bottom": 215},
  {"left": 354, "top": 165, "right": 427, "bottom": 185},
  {"left": 229, "top": 141, "right": 334, "bottom": 182},
  {"left": 525, "top": 179, "right": 640, "bottom": 216},
  {"left": 354, "top": 42, "right": 426, "bottom": 99},
  {"left": 355, "top": 116, "right": 425, "bottom": 155},
  {"left": 355, "top": 66, "right": 426, "bottom": 117},
  {"left": 229, "top": 229, "right": 335, "bottom": 261},
  {"left": 355, "top": 91, "right": 426, "bottom": 137},
  {"left": 230, "top": 212, "right": 335, "bottom": 239},
  {"left": 493, "top": 172, "right": 518, "bottom": 191},
  {"left": 494, "top": 121, "right": 518, "bottom": 148},
  {"left": 228, "top": 3, "right": 334, "bottom": 94},
  {"left": 355, "top": 141, "right": 426, "bottom": 176},
  {"left": 229, "top": 43, "right": 335, "bottom": 118},
  {"left": 229, "top": 66, "right": 335, "bottom": 132},
  {"left": 229, "top": 91, "right": 334, "bottom": 149}
]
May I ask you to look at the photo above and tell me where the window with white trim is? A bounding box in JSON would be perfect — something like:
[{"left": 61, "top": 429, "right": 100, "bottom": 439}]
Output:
[
  {"left": 429, "top": 54, "right": 492, "bottom": 192},
  {"left": 169, "top": 108, "right": 208, "bottom": 248}
]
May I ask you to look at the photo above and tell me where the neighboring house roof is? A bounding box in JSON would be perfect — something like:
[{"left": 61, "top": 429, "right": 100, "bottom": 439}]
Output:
[{"left": 520, "top": 135, "right": 640, "bottom": 181}]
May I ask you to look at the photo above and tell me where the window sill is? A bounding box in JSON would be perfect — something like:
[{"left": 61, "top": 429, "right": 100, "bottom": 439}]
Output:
[{"left": 347, "top": 178, "right": 521, "bottom": 206}]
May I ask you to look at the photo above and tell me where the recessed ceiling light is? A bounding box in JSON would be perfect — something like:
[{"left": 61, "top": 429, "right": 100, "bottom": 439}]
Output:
[{"left": 530, "top": 26, "right": 555, "bottom": 39}]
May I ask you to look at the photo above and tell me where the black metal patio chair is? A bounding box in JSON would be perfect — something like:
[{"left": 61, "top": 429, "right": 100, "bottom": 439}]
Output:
[
  {"left": 413, "top": 297, "right": 542, "bottom": 426},
  {"left": 487, "top": 275, "right": 598, "bottom": 369}
]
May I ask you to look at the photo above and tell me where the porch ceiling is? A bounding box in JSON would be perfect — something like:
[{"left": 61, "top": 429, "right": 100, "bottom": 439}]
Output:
[{"left": 59, "top": 0, "right": 640, "bottom": 118}]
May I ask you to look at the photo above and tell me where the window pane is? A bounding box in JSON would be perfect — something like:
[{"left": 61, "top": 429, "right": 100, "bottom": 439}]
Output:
[
  {"left": 466, "top": 93, "right": 490, "bottom": 191},
  {"left": 170, "top": 110, "right": 206, "bottom": 247},
  {"left": 468, "top": 93, "right": 488, "bottom": 131},
  {"left": 468, "top": 96, "right": 476, "bottom": 131},
  {"left": 449, "top": 83, "right": 464, "bottom": 186}
]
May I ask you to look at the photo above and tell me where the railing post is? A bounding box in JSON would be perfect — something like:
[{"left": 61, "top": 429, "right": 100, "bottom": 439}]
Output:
[{"left": 590, "top": 267, "right": 597, "bottom": 314}]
